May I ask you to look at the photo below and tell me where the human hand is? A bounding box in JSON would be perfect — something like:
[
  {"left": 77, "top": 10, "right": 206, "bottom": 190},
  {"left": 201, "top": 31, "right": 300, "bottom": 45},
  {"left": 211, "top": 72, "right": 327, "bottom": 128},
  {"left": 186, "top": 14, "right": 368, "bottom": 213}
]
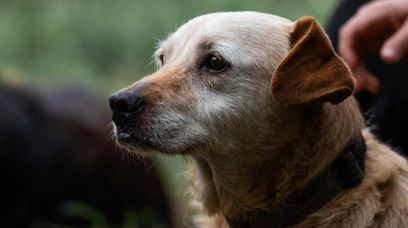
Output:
[{"left": 339, "top": 0, "right": 408, "bottom": 93}]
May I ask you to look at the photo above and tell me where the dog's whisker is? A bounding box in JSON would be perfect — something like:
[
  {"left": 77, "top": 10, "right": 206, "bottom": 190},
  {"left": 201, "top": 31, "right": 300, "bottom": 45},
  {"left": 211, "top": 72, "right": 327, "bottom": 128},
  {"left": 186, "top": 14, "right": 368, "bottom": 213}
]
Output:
[{"left": 142, "top": 159, "right": 157, "bottom": 172}]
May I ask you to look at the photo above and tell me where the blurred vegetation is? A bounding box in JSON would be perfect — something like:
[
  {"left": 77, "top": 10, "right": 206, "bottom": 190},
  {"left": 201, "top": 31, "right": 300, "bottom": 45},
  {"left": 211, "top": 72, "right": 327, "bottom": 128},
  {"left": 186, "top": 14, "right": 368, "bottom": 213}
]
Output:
[
  {"left": 58, "top": 201, "right": 166, "bottom": 228},
  {"left": 0, "top": 0, "right": 336, "bottom": 94},
  {"left": 0, "top": 0, "right": 336, "bottom": 225}
]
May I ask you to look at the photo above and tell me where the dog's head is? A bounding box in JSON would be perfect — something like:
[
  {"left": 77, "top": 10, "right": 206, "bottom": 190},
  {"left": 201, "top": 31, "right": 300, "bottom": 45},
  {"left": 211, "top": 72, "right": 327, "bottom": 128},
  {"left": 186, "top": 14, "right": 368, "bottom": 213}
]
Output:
[{"left": 109, "top": 12, "right": 354, "bottom": 155}]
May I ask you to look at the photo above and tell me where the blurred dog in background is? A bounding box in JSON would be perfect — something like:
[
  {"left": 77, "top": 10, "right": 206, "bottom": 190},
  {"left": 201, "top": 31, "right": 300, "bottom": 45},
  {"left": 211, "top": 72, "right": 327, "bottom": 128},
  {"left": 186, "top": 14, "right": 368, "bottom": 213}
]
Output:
[{"left": 0, "top": 83, "right": 174, "bottom": 227}]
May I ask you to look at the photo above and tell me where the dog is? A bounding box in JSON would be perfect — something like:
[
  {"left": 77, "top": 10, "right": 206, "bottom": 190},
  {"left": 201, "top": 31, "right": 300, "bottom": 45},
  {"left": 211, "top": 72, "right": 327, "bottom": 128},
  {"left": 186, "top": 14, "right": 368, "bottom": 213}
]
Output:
[
  {"left": 0, "top": 85, "right": 173, "bottom": 227},
  {"left": 110, "top": 12, "right": 408, "bottom": 227}
]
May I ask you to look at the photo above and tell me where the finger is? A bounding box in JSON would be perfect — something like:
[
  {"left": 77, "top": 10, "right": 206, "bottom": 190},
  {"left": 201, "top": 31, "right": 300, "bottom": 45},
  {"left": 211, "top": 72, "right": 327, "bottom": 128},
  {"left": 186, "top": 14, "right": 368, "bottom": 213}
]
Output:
[
  {"left": 339, "top": 12, "right": 379, "bottom": 68},
  {"left": 353, "top": 66, "right": 368, "bottom": 92},
  {"left": 381, "top": 19, "right": 408, "bottom": 64},
  {"left": 339, "top": 1, "right": 398, "bottom": 67},
  {"left": 365, "top": 70, "right": 380, "bottom": 94},
  {"left": 353, "top": 66, "right": 380, "bottom": 94},
  {"left": 339, "top": 25, "right": 359, "bottom": 68}
]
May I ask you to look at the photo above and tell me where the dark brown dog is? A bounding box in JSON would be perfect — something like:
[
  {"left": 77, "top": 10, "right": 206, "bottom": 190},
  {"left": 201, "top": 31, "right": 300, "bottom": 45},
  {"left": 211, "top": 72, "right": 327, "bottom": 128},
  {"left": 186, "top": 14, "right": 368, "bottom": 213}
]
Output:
[{"left": 0, "top": 84, "right": 174, "bottom": 227}]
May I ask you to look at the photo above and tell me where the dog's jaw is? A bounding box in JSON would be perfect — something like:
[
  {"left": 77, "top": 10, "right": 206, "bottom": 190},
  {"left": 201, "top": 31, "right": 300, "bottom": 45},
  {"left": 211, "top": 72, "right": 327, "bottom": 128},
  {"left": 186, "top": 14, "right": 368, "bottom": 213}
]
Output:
[{"left": 113, "top": 120, "right": 208, "bottom": 156}]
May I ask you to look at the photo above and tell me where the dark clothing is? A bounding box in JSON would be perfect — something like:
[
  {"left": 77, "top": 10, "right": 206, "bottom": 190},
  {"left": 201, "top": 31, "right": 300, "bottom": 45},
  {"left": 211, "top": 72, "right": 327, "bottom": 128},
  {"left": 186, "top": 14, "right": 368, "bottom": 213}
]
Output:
[{"left": 326, "top": 0, "right": 408, "bottom": 155}]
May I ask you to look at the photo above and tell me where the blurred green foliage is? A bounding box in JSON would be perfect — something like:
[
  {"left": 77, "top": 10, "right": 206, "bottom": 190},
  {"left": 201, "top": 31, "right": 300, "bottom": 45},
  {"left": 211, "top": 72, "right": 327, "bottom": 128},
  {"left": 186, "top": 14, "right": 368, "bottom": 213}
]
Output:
[
  {"left": 58, "top": 201, "right": 166, "bottom": 228},
  {"left": 0, "top": 0, "right": 336, "bottom": 94}
]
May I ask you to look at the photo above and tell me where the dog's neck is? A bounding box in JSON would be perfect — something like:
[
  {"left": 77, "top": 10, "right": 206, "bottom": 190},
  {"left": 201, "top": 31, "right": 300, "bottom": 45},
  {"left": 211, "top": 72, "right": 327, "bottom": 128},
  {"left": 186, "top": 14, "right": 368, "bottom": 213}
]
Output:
[{"left": 191, "top": 98, "right": 364, "bottom": 220}]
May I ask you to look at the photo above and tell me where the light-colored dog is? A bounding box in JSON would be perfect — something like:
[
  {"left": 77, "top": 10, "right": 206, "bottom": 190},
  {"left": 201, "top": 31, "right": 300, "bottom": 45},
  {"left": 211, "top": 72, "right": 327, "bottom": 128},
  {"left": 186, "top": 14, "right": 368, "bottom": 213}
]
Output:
[{"left": 109, "top": 12, "right": 408, "bottom": 227}]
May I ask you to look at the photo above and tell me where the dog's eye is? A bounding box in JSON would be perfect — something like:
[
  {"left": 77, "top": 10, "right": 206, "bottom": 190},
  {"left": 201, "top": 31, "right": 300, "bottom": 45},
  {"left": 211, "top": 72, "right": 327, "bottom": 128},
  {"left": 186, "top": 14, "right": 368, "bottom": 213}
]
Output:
[{"left": 202, "top": 54, "right": 229, "bottom": 73}]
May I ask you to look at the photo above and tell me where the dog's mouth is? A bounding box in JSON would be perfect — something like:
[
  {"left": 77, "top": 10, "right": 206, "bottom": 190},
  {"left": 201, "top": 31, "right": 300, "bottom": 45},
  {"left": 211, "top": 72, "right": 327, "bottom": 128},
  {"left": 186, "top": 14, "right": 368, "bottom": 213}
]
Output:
[
  {"left": 115, "top": 128, "right": 161, "bottom": 152},
  {"left": 114, "top": 128, "right": 201, "bottom": 155}
]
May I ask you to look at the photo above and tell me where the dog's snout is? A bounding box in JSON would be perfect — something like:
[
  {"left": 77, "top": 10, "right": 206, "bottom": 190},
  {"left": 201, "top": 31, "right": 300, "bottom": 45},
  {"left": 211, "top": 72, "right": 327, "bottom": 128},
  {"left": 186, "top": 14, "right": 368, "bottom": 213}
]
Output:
[{"left": 109, "top": 91, "right": 146, "bottom": 125}]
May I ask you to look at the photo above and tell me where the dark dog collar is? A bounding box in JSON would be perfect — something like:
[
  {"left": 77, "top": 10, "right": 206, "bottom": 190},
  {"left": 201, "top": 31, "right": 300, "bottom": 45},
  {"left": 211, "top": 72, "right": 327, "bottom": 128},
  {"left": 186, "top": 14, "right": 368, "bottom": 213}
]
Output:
[{"left": 227, "top": 135, "right": 367, "bottom": 228}]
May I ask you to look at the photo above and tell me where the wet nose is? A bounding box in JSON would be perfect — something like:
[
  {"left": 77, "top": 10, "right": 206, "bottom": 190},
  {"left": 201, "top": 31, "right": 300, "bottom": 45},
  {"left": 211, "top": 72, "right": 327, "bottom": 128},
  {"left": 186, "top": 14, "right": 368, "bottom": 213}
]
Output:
[{"left": 109, "top": 91, "right": 146, "bottom": 125}]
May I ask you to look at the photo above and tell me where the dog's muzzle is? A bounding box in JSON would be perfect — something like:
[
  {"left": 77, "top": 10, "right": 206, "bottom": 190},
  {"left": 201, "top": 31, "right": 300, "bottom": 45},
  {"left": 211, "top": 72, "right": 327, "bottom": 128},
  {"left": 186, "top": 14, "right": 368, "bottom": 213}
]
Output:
[{"left": 109, "top": 90, "right": 146, "bottom": 143}]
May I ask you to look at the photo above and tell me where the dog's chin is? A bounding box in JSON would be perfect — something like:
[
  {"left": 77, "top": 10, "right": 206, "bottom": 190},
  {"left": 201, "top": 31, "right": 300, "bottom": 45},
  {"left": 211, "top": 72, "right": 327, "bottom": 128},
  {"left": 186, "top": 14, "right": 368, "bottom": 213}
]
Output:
[
  {"left": 114, "top": 132, "right": 196, "bottom": 156},
  {"left": 115, "top": 137, "right": 165, "bottom": 155},
  {"left": 119, "top": 143, "right": 162, "bottom": 156}
]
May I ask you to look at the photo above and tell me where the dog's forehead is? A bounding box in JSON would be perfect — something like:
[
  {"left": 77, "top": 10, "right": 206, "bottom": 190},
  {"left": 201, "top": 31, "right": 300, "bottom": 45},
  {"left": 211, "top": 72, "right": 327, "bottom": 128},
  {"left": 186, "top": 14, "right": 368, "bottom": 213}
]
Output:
[{"left": 161, "top": 12, "right": 293, "bottom": 66}]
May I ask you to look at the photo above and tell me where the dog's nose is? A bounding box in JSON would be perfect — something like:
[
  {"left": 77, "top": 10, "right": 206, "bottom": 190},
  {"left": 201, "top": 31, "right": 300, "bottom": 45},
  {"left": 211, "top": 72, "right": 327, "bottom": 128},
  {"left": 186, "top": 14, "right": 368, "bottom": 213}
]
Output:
[{"left": 109, "top": 91, "right": 146, "bottom": 125}]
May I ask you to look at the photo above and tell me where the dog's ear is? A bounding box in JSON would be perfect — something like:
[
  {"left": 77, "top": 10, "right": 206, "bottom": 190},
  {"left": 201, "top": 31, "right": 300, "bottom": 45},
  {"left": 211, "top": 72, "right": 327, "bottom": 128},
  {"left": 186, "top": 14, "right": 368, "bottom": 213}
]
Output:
[{"left": 271, "top": 17, "right": 355, "bottom": 105}]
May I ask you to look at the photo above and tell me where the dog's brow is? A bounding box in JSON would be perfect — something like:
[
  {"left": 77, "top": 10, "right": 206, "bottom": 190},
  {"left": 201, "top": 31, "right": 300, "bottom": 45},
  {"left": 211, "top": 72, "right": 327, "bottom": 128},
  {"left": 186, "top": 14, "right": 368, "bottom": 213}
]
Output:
[
  {"left": 211, "top": 41, "right": 241, "bottom": 66},
  {"left": 195, "top": 37, "right": 236, "bottom": 65}
]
